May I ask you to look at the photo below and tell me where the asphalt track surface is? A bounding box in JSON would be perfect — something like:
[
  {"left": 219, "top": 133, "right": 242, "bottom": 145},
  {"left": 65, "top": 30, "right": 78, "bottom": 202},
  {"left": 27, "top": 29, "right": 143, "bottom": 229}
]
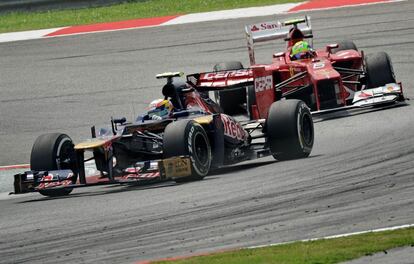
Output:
[{"left": 1, "top": 1, "right": 414, "bottom": 263}]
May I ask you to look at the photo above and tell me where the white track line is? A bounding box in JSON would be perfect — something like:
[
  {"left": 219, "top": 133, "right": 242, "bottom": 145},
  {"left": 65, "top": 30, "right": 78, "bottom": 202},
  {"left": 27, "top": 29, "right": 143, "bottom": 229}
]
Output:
[
  {"left": 163, "top": 3, "right": 298, "bottom": 25},
  {"left": 0, "top": 164, "right": 30, "bottom": 171},
  {"left": 0, "top": 27, "right": 64, "bottom": 43},
  {"left": 289, "top": 0, "right": 406, "bottom": 14},
  {"left": 248, "top": 223, "right": 414, "bottom": 249}
]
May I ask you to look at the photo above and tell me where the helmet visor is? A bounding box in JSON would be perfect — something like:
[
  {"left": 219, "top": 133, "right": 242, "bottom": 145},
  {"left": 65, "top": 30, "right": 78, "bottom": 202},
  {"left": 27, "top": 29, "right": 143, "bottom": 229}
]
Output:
[{"left": 148, "top": 105, "right": 169, "bottom": 118}]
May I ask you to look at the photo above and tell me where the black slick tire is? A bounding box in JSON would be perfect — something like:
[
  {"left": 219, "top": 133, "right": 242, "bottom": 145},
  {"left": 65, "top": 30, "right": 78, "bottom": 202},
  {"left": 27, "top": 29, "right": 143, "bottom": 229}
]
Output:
[
  {"left": 266, "top": 100, "right": 314, "bottom": 160},
  {"left": 30, "top": 133, "right": 75, "bottom": 197},
  {"left": 365, "top": 52, "right": 396, "bottom": 88},
  {"left": 163, "top": 120, "right": 211, "bottom": 182}
]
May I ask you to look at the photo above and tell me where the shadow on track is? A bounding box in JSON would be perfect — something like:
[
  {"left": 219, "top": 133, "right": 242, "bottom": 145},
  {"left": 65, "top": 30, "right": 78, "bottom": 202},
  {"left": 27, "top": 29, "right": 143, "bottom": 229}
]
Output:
[
  {"left": 16, "top": 157, "right": 315, "bottom": 202},
  {"left": 314, "top": 102, "right": 409, "bottom": 123}
]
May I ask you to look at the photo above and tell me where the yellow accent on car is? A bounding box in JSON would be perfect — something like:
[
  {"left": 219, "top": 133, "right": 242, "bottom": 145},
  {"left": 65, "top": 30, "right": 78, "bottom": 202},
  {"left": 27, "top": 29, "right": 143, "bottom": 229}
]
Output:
[
  {"left": 74, "top": 139, "right": 107, "bottom": 150},
  {"left": 193, "top": 115, "right": 214, "bottom": 124},
  {"left": 283, "top": 18, "right": 306, "bottom": 26},
  {"left": 159, "top": 157, "right": 192, "bottom": 178}
]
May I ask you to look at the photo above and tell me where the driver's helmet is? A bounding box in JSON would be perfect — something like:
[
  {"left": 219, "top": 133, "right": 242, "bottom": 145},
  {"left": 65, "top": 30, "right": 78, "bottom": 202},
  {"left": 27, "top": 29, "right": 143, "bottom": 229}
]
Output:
[
  {"left": 147, "top": 99, "right": 173, "bottom": 120},
  {"left": 291, "top": 41, "right": 313, "bottom": 60}
]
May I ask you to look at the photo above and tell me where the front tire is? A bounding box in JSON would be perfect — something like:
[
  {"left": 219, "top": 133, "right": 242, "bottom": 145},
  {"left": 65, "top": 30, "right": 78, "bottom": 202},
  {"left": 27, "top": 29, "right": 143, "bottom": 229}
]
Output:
[
  {"left": 163, "top": 120, "right": 211, "bottom": 182},
  {"left": 30, "top": 133, "right": 76, "bottom": 197},
  {"left": 266, "top": 100, "right": 314, "bottom": 160},
  {"left": 365, "top": 52, "right": 396, "bottom": 88},
  {"left": 332, "top": 40, "right": 358, "bottom": 53}
]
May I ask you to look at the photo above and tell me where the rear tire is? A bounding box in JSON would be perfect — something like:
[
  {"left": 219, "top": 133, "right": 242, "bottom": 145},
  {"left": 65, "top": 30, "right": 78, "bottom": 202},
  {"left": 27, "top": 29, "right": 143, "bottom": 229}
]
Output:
[
  {"left": 30, "top": 133, "right": 75, "bottom": 197},
  {"left": 266, "top": 100, "right": 314, "bottom": 160},
  {"left": 365, "top": 52, "right": 396, "bottom": 88},
  {"left": 213, "top": 61, "right": 246, "bottom": 115},
  {"left": 163, "top": 120, "right": 211, "bottom": 182}
]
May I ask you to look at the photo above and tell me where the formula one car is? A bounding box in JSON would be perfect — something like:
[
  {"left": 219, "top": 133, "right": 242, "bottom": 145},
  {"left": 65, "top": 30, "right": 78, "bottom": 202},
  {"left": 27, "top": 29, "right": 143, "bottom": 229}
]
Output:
[
  {"left": 13, "top": 72, "right": 314, "bottom": 197},
  {"left": 196, "top": 16, "right": 405, "bottom": 120}
]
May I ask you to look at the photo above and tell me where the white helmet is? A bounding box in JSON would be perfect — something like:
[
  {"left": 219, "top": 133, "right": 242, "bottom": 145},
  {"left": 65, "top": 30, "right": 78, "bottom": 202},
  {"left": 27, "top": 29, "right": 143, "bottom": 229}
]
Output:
[{"left": 147, "top": 99, "right": 173, "bottom": 120}]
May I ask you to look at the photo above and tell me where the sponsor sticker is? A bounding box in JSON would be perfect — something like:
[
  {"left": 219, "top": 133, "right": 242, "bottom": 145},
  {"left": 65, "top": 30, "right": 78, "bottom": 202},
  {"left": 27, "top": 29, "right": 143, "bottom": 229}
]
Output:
[
  {"left": 221, "top": 114, "right": 247, "bottom": 141},
  {"left": 250, "top": 22, "right": 280, "bottom": 32},
  {"left": 250, "top": 25, "right": 260, "bottom": 32},
  {"left": 254, "top": 75, "right": 273, "bottom": 92},
  {"left": 313, "top": 62, "right": 325, "bottom": 69},
  {"left": 203, "top": 69, "right": 250, "bottom": 80},
  {"left": 162, "top": 157, "right": 191, "bottom": 178},
  {"left": 37, "top": 173, "right": 72, "bottom": 189},
  {"left": 358, "top": 91, "right": 374, "bottom": 98}
]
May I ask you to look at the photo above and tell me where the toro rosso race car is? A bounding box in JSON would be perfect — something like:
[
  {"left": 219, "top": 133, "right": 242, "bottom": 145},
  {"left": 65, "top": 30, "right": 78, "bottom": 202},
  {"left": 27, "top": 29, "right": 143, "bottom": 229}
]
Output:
[
  {"left": 194, "top": 16, "right": 405, "bottom": 120},
  {"left": 13, "top": 72, "right": 314, "bottom": 197}
]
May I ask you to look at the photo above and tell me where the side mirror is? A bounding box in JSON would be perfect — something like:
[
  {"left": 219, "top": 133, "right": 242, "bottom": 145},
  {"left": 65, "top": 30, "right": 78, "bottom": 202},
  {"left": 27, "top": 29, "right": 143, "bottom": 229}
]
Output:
[
  {"left": 111, "top": 117, "right": 127, "bottom": 135},
  {"left": 273, "top": 52, "right": 285, "bottom": 58},
  {"left": 113, "top": 117, "right": 126, "bottom": 124},
  {"left": 326, "top": 43, "right": 339, "bottom": 53}
]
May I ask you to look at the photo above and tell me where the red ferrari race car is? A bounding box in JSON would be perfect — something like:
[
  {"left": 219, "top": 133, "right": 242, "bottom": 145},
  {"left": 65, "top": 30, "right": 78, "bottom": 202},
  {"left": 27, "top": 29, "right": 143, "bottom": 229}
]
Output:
[
  {"left": 13, "top": 72, "right": 314, "bottom": 197},
  {"left": 189, "top": 16, "right": 406, "bottom": 120}
]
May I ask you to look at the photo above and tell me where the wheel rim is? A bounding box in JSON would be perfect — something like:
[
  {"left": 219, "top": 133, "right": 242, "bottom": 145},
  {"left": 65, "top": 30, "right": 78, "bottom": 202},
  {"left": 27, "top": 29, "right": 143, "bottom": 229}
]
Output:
[
  {"left": 56, "top": 138, "right": 74, "bottom": 170},
  {"left": 301, "top": 113, "right": 313, "bottom": 146},
  {"left": 193, "top": 132, "right": 209, "bottom": 167}
]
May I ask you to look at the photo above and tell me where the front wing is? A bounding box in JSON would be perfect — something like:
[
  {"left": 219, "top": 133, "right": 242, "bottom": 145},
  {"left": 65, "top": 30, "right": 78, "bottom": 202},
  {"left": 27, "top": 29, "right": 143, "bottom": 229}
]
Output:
[
  {"left": 312, "top": 83, "right": 406, "bottom": 117},
  {"left": 13, "top": 156, "right": 192, "bottom": 194}
]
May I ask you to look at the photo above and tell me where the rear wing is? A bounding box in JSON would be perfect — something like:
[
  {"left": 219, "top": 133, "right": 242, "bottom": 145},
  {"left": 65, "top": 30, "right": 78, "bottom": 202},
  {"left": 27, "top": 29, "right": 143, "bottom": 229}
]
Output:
[
  {"left": 187, "top": 69, "right": 254, "bottom": 92},
  {"left": 245, "top": 16, "right": 312, "bottom": 65}
]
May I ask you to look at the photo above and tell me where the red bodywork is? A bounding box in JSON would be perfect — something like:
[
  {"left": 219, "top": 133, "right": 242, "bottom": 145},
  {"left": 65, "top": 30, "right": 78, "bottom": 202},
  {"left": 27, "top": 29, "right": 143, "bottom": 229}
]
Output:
[
  {"left": 190, "top": 47, "right": 363, "bottom": 119},
  {"left": 187, "top": 17, "right": 372, "bottom": 119}
]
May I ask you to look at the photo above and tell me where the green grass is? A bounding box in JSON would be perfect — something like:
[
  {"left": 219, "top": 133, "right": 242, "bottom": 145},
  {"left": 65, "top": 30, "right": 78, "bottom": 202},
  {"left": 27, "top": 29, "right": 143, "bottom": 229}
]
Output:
[
  {"left": 154, "top": 227, "right": 414, "bottom": 264},
  {"left": 0, "top": 0, "right": 302, "bottom": 33}
]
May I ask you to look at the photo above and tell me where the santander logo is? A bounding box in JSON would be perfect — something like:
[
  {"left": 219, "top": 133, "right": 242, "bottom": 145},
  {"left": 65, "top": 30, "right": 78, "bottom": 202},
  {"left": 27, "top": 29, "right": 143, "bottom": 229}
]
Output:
[
  {"left": 250, "top": 23, "right": 279, "bottom": 32},
  {"left": 251, "top": 25, "right": 260, "bottom": 32},
  {"left": 260, "top": 23, "right": 279, "bottom": 30}
]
